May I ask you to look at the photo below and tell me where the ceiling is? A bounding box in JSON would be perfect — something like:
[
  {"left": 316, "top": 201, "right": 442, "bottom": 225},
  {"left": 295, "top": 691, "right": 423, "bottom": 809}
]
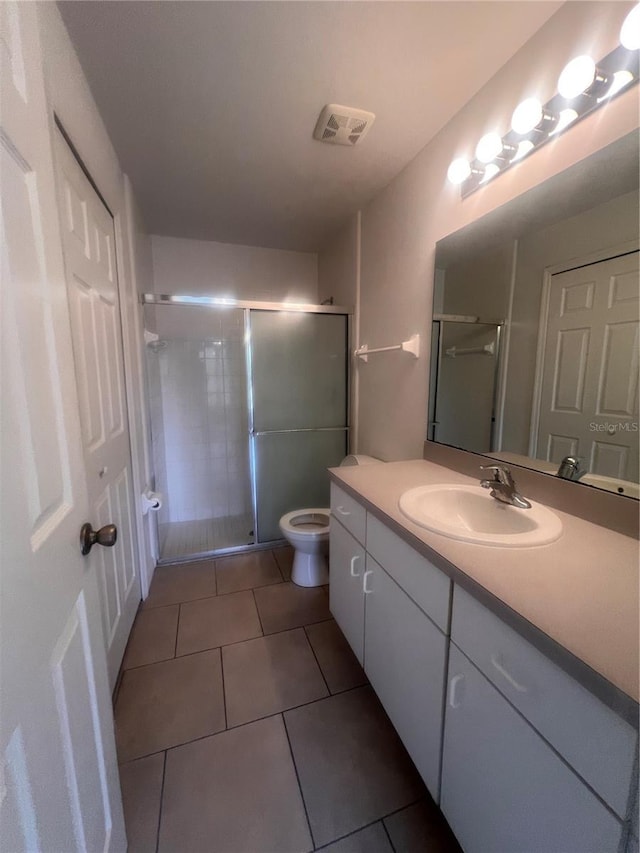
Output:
[{"left": 58, "top": 1, "right": 562, "bottom": 253}]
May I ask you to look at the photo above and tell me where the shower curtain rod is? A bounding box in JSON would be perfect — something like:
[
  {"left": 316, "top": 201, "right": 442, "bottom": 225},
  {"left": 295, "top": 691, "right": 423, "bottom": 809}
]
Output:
[{"left": 141, "top": 293, "right": 353, "bottom": 315}]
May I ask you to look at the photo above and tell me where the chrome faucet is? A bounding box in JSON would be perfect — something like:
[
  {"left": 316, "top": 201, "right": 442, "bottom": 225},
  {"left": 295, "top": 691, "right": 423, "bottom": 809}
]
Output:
[
  {"left": 480, "top": 465, "right": 532, "bottom": 509},
  {"left": 556, "top": 455, "right": 586, "bottom": 481}
]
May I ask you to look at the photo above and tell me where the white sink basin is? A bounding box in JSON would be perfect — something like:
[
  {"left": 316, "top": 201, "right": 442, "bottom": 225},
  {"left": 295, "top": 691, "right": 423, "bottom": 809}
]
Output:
[
  {"left": 580, "top": 473, "right": 639, "bottom": 499},
  {"left": 398, "top": 484, "right": 562, "bottom": 547}
]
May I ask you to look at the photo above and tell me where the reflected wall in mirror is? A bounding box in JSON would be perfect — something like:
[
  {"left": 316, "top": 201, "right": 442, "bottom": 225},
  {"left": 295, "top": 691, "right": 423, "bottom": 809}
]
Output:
[{"left": 429, "top": 131, "right": 639, "bottom": 499}]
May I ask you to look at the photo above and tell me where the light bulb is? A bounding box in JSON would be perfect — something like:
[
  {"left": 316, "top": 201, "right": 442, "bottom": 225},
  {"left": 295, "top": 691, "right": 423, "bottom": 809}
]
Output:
[
  {"left": 558, "top": 55, "right": 596, "bottom": 99},
  {"left": 620, "top": 3, "right": 640, "bottom": 50},
  {"left": 549, "top": 108, "right": 578, "bottom": 136},
  {"left": 447, "top": 157, "right": 471, "bottom": 185},
  {"left": 475, "top": 132, "right": 503, "bottom": 164},
  {"left": 599, "top": 69, "right": 635, "bottom": 100},
  {"left": 480, "top": 163, "right": 500, "bottom": 184},
  {"left": 511, "top": 98, "right": 543, "bottom": 134},
  {"left": 512, "top": 140, "right": 535, "bottom": 162}
]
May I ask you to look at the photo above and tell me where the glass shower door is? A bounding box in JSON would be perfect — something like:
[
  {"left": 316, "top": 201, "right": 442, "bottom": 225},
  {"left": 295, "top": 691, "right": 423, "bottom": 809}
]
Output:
[
  {"left": 144, "top": 303, "right": 254, "bottom": 561},
  {"left": 249, "top": 311, "right": 348, "bottom": 542}
]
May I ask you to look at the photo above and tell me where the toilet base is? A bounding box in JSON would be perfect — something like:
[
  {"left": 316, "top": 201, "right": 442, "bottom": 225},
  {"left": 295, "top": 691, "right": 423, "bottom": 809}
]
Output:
[{"left": 291, "top": 550, "right": 329, "bottom": 587}]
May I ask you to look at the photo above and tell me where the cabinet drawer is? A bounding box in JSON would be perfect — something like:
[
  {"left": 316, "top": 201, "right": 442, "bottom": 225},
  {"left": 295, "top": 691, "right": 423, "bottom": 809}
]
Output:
[
  {"left": 331, "top": 483, "right": 367, "bottom": 546},
  {"left": 452, "top": 585, "right": 637, "bottom": 818},
  {"left": 366, "top": 514, "right": 451, "bottom": 633}
]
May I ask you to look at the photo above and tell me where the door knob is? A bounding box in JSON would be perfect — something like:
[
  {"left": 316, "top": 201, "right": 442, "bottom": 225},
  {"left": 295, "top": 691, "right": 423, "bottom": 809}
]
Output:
[{"left": 80, "top": 522, "right": 117, "bottom": 556}]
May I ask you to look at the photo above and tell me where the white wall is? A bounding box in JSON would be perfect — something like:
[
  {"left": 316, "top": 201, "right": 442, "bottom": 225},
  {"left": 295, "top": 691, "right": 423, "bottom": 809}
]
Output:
[
  {"left": 151, "top": 235, "right": 318, "bottom": 303},
  {"left": 442, "top": 244, "right": 513, "bottom": 321},
  {"left": 38, "top": 3, "right": 156, "bottom": 593},
  {"left": 318, "top": 216, "right": 359, "bottom": 308},
  {"left": 318, "top": 1, "right": 639, "bottom": 461},
  {"left": 318, "top": 213, "right": 360, "bottom": 445}
]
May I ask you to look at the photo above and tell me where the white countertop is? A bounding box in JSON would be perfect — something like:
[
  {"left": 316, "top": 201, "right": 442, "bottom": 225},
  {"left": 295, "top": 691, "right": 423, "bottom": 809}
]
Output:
[{"left": 330, "top": 459, "right": 639, "bottom": 707}]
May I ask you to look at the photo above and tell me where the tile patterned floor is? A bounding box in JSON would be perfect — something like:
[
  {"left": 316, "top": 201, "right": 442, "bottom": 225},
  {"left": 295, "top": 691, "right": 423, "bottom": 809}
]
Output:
[{"left": 115, "top": 547, "right": 461, "bottom": 853}]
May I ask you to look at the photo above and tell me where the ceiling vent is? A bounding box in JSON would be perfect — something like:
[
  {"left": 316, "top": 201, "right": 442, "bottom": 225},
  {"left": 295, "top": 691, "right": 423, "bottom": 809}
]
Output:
[{"left": 313, "top": 104, "right": 375, "bottom": 146}]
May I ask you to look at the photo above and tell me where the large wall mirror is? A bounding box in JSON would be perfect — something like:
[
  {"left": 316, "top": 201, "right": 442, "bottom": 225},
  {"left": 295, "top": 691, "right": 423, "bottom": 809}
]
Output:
[{"left": 429, "top": 130, "right": 639, "bottom": 499}]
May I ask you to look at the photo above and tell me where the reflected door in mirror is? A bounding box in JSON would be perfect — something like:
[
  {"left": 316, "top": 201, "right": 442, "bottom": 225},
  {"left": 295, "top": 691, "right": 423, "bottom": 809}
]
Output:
[{"left": 534, "top": 252, "right": 639, "bottom": 483}]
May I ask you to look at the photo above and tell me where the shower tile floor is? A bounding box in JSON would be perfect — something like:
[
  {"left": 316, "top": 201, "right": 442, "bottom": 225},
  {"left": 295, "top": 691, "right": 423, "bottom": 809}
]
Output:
[
  {"left": 158, "top": 513, "right": 254, "bottom": 561},
  {"left": 115, "top": 546, "right": 461, "bottom": 853}
]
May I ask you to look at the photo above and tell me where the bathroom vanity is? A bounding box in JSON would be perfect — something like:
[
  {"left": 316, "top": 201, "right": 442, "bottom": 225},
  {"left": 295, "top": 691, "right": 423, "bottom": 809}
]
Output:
[{"left": 328, "top": 459, "right": 639, "bottom": 853}]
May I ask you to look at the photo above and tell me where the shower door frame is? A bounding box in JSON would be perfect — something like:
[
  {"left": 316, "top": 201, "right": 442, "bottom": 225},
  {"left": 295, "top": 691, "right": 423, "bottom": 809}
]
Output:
[{"left": 142, "top": 293, "right": 353, "bottom": 561}]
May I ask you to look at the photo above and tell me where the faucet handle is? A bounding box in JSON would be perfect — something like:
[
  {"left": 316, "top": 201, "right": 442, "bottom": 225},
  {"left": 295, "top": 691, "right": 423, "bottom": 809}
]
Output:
[{"left": 479, "top": 464, "right": 514, "bottom": 487}]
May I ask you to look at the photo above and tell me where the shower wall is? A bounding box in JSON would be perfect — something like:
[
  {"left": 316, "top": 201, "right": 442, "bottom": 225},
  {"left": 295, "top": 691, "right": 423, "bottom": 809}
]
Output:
[{"left": 158, "top": 309, "right": 250, "bottom": 523}]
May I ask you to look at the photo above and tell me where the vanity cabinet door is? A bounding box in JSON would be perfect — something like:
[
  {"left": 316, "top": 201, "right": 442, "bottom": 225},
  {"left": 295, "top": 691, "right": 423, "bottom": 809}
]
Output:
[
  {"left": 441, "top": 646, "right": 623, "bottom": 853},
  {"left": 329, "top": 518, "right": 365, "bottom": 663},
  {"left": 363, "top": 557, "right": 447, "bottom": 800}
]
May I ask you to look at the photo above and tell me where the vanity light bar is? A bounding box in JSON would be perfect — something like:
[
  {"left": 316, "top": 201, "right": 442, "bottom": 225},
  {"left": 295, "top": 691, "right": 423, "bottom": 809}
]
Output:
[{"left": 448, "top": 10, "right": 640, "bottom": 199}]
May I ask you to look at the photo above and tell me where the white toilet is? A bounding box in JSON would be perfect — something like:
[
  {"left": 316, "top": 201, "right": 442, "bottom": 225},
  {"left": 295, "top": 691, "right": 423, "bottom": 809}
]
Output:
[{"left": 279, "top": 455, "right": 381, "bottom": 587}]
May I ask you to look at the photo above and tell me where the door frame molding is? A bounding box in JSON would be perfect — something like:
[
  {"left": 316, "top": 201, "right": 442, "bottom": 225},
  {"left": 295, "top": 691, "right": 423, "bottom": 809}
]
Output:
[
  {"left": 52, "top": 117, "right": 152, "bottom": 598},
  {"left": 528, "top": 240, "right": 640, "bottom": 458}
]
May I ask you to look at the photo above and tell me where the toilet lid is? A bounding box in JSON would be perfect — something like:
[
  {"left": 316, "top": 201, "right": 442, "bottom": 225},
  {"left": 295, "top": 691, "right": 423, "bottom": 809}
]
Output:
[{"left": 279, "top": 508, "right": 331, "bottom": 534}]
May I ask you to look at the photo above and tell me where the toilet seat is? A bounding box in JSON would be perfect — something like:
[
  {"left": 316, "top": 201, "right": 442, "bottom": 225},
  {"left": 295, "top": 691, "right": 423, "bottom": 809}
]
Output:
[{"left": 279, "top": 509, "right": 330, "bottom": 537}]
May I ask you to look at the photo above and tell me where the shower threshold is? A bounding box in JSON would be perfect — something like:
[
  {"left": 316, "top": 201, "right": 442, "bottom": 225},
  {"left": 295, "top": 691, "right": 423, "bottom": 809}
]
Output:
[{"left": 158, "top": 514, "right": 264, "bottom": 564}]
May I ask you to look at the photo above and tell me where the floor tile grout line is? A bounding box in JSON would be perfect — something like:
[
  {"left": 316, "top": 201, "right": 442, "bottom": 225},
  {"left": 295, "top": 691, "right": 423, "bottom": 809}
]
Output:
[
  {"left": 219, "top": 646, "right": 228, "bottom": 730},
  {"left": 118, "top": 616, "right": 338, "bottom": 674},
  {"left": 271, "top": 548, "right": 287, "bottom": 582},
  {"left": 313, "top": 816, "right": 389, "bottom": 851},
  {"left": 154, "top": 750, "right": 167, "bottom": 853},
  {"left": 302, "top": 625, "right": 331, "bottom": 696},
  {"left": 379, "top": 796, "right": 423, "bottom": 823},
  {"left": 314, "top": 797, "right": 423, "bottom": 853},
  {"left": 312, "top": 797, "right": 426, "bottom": 852},
  {"left": 217, "top": 576, "right": 285, "bottom": 596},
  {"left": 262, "top": 615, "right": 333, "bottom": 637},
  {"left": 381, "top": 818, "right": 397, "bottom": 852},
  {"left": 116, "top": 683, "right": 370, "bottom": 766},
  {"left": 143, "top": 577, "right": 285, "bottom": 611},
  {"left": 173, "top": 604, "right": 181, "bottom": 658},
  {"left": 251, "top": 587, "right": 265, "bottom": 636},
  {"left": 282, "top": 712, "right": 316, "bottom": 850}
]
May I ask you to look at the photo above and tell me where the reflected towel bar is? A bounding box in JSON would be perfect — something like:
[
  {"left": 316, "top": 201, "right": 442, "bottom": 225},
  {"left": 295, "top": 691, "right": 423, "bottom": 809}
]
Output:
[{"left": 445, "top": 341, "right": 495, "bottom": 358}]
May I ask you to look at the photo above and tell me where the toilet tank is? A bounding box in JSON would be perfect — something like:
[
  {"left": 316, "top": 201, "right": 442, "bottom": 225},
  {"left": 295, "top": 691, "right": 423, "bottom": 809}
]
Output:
[{"left": 340, "top": 454, "right": 382, "bottom": 467}]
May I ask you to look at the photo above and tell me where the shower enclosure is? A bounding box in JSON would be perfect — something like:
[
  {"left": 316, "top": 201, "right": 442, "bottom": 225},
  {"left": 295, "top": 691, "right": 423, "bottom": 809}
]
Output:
[
  {"left": 144, "top": 296, "right": 349, "bottom": 563},
  {"left": 428, "top": 317, "right": 503, "bottom": 454}
]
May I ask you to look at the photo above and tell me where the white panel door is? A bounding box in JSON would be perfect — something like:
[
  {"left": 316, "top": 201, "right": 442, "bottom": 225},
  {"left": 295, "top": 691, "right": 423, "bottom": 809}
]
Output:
[
  {"left": 0, "top": 3, "right": 126, "bottom": 851},
  {"left": 536, "top": 252, "right": 639, "bottom": 481},
  {"left": 54, "top": 130, "right": 140, "bottom": 688},
  {"left": 441, "top": 646, "right": 622, "bottom": 853},
  {"left": 363, "top": 558, "right": 447, "bottom": 801},
  {"left": 328, "top": 519, "right": 365, "bottom": 663}
]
